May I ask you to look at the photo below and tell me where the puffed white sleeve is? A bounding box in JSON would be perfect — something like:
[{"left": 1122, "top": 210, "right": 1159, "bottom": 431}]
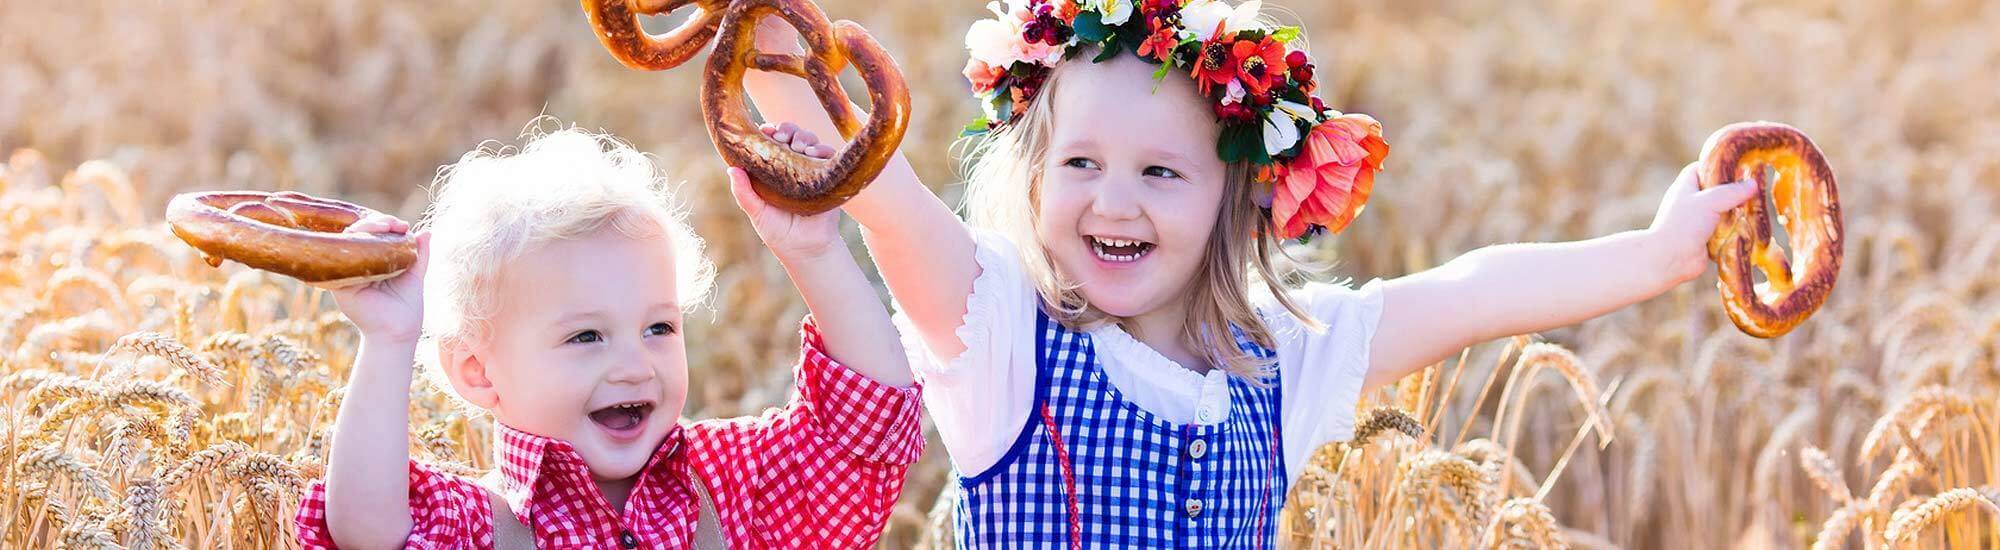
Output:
[
  {"left": 889, "top": 227, "right": 1043, "bottom": 475},
  {"left": 1273, "top": 278, "right": 1387, "bottom": 485}
]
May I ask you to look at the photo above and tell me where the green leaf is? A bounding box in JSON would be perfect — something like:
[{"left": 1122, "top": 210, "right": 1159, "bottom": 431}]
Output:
[
  {"left": 1073, "top": 11, "right": 1111, "bottom": 43},
  {"left": 1093, "top": 41, "right": 1125, "bottom": 62},
  {"left": 962, "top": 117, "right": 992, "bottom": 136},
  {"left": 1218, "top": 124, "right": 1260, "bottom": 164},
  {"left": 1272, "top": 26, "right": 1301, "bottom": 44}
]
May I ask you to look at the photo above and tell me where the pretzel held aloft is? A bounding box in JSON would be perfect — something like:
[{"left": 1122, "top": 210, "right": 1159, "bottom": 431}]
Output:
[
  {"left": 581, "top": 0, "right": 730, "bottom": 71},
  {"left": 581, "top": 0, "right": 911, "bottom": 215},
  {"left": 1698, "top": 122, "right": 1843, "bottom": 338},
  {"left": 166, "top": 191, "right": 417, "bottom": 289}
]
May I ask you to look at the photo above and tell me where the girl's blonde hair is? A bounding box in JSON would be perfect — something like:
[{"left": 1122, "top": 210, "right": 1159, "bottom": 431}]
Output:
[
  {"left": 415, "top": 120, "right": 715, "bottom": 397},
  {"left": 959, "top": 56, "right": 1319, "bottom": 380}
]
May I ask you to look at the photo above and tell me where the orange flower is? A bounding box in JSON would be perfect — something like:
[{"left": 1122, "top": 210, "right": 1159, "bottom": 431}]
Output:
[
  {"left": 1056, "top": 0, "right": 1081, "bottom": 23},
  {"left": 964, "top": 58, "right": 1007, "bottom": 94},
  {"left": 1230, "top": 36, "right": 1289, "bottom": 95},
  {"left": 1270, "top": 113, "right": 1390, "bottom": 239}
]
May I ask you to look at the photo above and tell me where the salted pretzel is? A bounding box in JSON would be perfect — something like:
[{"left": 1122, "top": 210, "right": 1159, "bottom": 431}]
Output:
[
  {"left": 581, "top": 0, "right": 910, "bottom": 215},
  {"left": 1698, "top": 122, "right": 1843, "bottom": 338},
  {"left": 166, "top": 191, "right": 417, "bottom": 288}
]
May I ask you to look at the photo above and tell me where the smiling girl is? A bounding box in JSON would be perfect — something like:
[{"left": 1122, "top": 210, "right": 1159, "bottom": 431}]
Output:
[{"left": 747, "top": 0, "right": 1758, "bottom": 545}]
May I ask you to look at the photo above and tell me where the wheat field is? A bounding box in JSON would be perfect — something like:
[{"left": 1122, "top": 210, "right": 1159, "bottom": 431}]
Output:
[{"left": 3, "top": 0, "right": 1997, "bottom": 548}]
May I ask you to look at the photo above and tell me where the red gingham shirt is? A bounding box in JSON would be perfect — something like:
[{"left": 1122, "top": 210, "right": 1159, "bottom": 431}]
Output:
[{"left": 295, "top": 318, "right": 925, "bottom": 549}]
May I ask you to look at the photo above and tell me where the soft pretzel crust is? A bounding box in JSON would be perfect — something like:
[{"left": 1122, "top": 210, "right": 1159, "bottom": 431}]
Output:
[
  {"left": 1698, "top": 122, "right": 1843, "bottom": 338},
  {"left": 167, "top": 191, "right": 416, "bottom": 289},
  {"left": 581, "top": 0, "right": 910, "bottom": 215}
]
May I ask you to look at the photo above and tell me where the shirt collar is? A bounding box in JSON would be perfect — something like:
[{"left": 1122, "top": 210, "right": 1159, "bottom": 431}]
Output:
[{"left": 492, "top": 422, "right": 686, "bottom": 517}]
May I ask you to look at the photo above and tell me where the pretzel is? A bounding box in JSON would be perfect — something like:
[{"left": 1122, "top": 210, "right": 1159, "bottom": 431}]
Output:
[
  {"left": 1698, "top": 122, "right": 1843, "bottom": 338},
  {"left": 581, "top": 0, "right": 911, "bottom": 215},
  {"left": 166, "top": 191, "right": 417, "bottom": 289}
]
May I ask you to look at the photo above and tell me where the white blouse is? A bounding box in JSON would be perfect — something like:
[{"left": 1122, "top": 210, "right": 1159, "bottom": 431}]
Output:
[{"left": 892, "top": 229, "right": 1385, "bottom": 486}]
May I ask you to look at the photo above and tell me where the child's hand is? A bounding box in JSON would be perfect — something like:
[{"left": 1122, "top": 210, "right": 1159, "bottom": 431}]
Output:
[
  {"left": 731, "top": 122, "right": 841, "bottom": 261},
  {"left": 328, "top": 215, "right": 430, "bottom": 345},
  {"left": 1648, "top": 162, "right": 1760, "bottom": 283}
]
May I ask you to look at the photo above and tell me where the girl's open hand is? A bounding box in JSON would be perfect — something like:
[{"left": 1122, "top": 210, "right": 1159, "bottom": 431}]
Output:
[
  {"left": 1649, "top": 162, "right": 1760, "bottom": 283},
  {"left": 328, "top": 215, "right": 429, "bottom": 345},
  {"left": 731, "top": 122, "right": 842, "bottom": 261}
]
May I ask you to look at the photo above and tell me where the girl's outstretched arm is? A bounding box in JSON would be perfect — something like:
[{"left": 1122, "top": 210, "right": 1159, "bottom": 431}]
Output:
[
  {"left": 737, "top": 17, "right": 981, "bottom": 361},
  {"left": 1364, "top": 163, "right": 1759, "bottom": 389}
]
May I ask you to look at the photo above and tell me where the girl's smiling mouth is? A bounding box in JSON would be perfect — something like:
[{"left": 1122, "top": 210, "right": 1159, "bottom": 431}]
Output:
[{"left": 1087, "top": 234, "right": 1156, "bottom": 263}]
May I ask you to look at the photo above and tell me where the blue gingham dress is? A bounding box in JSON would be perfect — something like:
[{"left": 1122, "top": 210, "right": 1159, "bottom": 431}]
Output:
[{"left": 953, "top": 310, "right": 1287, "bottom": 548}]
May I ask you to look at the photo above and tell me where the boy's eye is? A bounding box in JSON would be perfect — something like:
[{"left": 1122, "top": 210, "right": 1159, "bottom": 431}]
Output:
[
  {"left": 566, "top": 330, "right": 603, "bottom": 344},
  {"left": 1144, "top": 166, "right": 1182, "bottom": 179},
  {"left": 1062, "top": 157, "right": 1100, "bottom": 170},
  {"left": 645, "top": 322, "right": 676, "bottom": 337}
]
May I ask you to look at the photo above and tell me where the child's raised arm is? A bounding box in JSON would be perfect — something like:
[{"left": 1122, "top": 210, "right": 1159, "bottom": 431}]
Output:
[
  {"left": 321, "top": 217, "right": 429, "bottom": 548},
  {"left": 726, "top": 159, "right": 911, "bottom": 386},
  {"left": 736, "top": 17, "right": 982, "bottom": 362},
  {"left": 1364, "top": 163, "right": 1759, "bottom": 389}
]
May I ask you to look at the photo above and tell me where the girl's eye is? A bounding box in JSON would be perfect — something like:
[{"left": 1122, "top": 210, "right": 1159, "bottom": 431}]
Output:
[
  {"left": 1062, "top": 157, "right": 1100, "bottom": 170},
  {"left": 566, "top": 330, "right": 603, "bottom": 344},
  {"left": 645, "top": 322, "right": 677, "bottom": 337},
  {"left": 1144, "top": 166, "right": 1182, "bottom": 179}
]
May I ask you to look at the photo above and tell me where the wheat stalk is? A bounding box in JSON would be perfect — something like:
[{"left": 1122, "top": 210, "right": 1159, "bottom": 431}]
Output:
[{"left": 1882, "top": 487, "right": 2000, "bottom": 544}]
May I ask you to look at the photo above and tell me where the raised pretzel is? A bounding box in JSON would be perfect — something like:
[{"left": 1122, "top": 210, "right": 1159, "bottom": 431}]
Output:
[
  {"left": 166, "top": 191, "right": 417, "bottom": 289},
  {"left": 581, "top": 0, "right": 910, "bottom": 215},
  {"left": 1698, "top": 122, "right": 1843, "bottom": 338}
]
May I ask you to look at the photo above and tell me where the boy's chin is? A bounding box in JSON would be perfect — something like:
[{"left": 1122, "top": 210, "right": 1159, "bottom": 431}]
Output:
[{"left": 582, "top": 444, "right": 660, "bottom": 480}]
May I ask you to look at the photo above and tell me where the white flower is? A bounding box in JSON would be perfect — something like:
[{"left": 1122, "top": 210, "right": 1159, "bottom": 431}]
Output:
[
  {"left": 1222, "top": 79, "right": 1247, "bottom": 105},
  {"left": 1180, "top": 0, "right": 1263, "bottom": 42},
  {"left": 965, "top": 1, "right": 1065, "bottom": 67},
  {"left": 1090, "top": 0, "right": 1134, "bottom": 25},
  {"left": 965, "top": 17, "right": 1018, "bottom": 68},
  {"left": 1262, "top": 99, "right": 1312, "bottom": 156}
]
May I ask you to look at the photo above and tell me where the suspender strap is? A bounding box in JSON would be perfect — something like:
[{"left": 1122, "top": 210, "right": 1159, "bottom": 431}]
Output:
[{"left": 1039, "top": 403, "right": 1083, "bottom": 550}]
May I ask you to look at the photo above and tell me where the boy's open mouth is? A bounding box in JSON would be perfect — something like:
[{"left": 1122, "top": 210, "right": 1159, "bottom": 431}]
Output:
[
  {"left": 1088, "top": 235, "right": 1155, "bottom": 263},
  {"left": 588, "top": 400, "right": 654, "bottom": 437}
]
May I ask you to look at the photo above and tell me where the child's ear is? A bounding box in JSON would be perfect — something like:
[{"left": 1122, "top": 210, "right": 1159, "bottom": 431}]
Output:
[{"left": 439, "top": 339, "right": 501, "bottom": 410}]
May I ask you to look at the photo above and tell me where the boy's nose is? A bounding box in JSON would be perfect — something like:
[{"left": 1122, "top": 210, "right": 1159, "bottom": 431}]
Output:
[
  {"left": 606, "top": 360, "right": 656, "bottom": 384},
  {"left": 606, "top": 345, "right": 656, "bottom": 384}
]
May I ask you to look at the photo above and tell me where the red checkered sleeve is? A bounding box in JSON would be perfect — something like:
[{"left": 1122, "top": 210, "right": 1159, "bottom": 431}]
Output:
[
  {"left": 683, "top": 315, "right": 924, "bottom": 547},
  {"left": 295, "top": 460, "right": 496, "bottom": 549}
]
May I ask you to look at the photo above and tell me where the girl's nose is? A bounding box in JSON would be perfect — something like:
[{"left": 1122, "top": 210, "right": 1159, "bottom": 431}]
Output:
[{"left": 1088, "top": 177, "right": 1142, "bottom": 221}]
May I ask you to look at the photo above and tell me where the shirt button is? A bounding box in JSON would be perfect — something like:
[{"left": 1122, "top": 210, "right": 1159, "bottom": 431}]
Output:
[
  {"left": 1196, "top": 408, "right": 1215, "bottom": 423},
  {"left": 619, "top": 530, "right": 638, "bottom": 549},
  {"left": 1188, "top": 439, "right": 1208, "bottom": 459},
  {"left": 1185, "top": 498, "right": 1204, "bottom": 518}
]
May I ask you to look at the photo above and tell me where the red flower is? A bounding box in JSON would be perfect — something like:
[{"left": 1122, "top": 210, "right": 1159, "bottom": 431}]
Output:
[
  {"left": 1213, "top": 101, "right": 1255, "bottom": 124},
  {"left": 1137, "top": 25, "right": 1179, "bottom": 62},
  {"left": 964, "top": 59, "right": 1007, "bottom": 94},
  {"left": 1187, "top": 23, "right": 1235, "bottom": 95},
  {"left": 1230, "top": 36, "right": 1289, "bottom": 95},
  {"left": 1285, "top": 50, "right": 1314, "bottom": 90},
  {"left": 1270, "top": 113, "right": 1390, "bottom": 239}
]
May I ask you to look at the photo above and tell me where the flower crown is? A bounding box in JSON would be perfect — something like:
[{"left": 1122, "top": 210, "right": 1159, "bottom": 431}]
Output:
[{"left": 962, "top": 0, "right": 1389, "bottom": 240}]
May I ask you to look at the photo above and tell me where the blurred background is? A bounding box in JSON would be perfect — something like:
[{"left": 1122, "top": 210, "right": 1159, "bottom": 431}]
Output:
[{"left": 3, "top": 0, "right": 1996, "bottom": 547}]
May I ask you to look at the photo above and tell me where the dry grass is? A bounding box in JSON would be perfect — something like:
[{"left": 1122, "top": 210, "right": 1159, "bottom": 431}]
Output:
[{"left": 5, "top": 0, "right": 1999, "bottom": 548}]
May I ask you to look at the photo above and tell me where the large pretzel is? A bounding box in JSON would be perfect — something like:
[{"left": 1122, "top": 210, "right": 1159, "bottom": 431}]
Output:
[
  {"left": 166, "top": 191, "right": 417, "bottom": 289},
  {"left": 582, "top": 0, "right": 911, "bottom": 215},
  {"left": 1698, "top": 122, "right": 1843, "bottom": 338}
]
